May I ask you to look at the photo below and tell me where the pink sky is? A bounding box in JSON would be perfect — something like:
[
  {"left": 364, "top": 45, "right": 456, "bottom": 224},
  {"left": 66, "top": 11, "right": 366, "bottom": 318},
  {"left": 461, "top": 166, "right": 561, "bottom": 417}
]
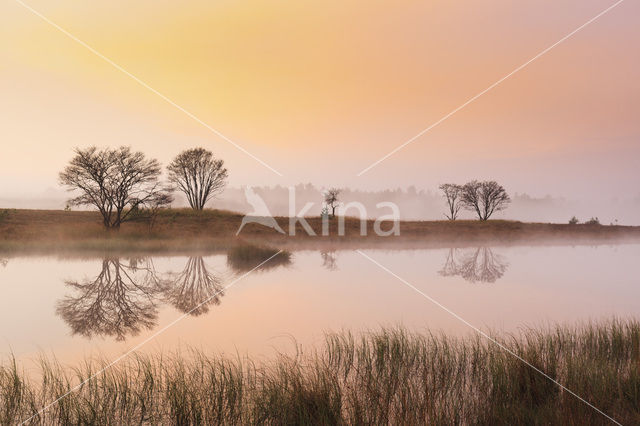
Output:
[{"left": 1, "top": 0, "right": 638, "bottom": 200}]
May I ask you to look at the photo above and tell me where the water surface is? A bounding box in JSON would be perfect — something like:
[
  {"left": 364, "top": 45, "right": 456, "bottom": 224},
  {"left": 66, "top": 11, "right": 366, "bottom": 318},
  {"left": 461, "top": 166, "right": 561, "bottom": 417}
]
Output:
[{"left": 1, "top": 244, "right": 638, "bottom": 366}]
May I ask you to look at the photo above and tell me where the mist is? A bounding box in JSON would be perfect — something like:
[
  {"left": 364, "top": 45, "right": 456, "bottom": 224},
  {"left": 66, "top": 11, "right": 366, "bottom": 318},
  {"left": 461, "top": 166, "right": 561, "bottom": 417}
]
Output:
[{"left": 3, "top": 184, "right": 639, "bottom": 226}]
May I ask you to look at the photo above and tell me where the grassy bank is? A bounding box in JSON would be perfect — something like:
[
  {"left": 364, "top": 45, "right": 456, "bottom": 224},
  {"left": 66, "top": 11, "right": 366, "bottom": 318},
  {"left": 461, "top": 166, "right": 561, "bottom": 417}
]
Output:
[
  {"left": 1, "top": 208, "right": 639, "bottom": 255},
  {"left": 3, "top": 319, "right": 639, "bottom": 424}
]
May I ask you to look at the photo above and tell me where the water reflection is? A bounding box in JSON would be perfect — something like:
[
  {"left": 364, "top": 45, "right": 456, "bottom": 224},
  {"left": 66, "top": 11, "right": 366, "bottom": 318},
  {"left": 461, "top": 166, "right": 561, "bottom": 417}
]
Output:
[
  {"left": 439, "top": 247, "right": 508, "bottom": 283},
  {"left": 56, "top": 258, "right": 161, "bottom": 341},
  {"left": 226, "top": 249, "right": 292, "bottom": 272},
  {"left": 57, "top": 256, "right": 228, "bottom": 341},
  {"left": 53, "top": 247, "right": 509, "bottom": 342},
  {"left": 320, "top": 250, "right": 338, "bottom": 271},
  {"left": 163, "top": 257, "right": 224, "bottom": 316}
]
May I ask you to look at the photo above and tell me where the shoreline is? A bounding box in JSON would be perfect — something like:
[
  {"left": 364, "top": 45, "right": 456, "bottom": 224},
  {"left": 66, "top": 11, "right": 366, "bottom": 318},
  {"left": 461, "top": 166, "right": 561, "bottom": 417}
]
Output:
[{"left": 1, "top": 208, "right": 639, "bottom": 256}]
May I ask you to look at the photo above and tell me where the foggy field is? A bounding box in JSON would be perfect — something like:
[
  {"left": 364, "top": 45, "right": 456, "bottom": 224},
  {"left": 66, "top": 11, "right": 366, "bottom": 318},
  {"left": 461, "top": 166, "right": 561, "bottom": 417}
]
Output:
[
  {"left": 4, "top": 319, "right": 639, "bottom": 425},
  {"left": 3, "top": 1, "right": 639, "bottom": 424},
  {"left": 1, "top": 208, "right": 639, "bottom": 255}
]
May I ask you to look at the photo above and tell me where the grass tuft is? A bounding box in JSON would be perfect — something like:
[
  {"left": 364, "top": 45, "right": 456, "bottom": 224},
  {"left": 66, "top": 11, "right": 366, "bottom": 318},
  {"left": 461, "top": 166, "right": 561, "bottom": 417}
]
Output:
[{"left": 3, "top": 319, "right": 640, "bottom": 424}]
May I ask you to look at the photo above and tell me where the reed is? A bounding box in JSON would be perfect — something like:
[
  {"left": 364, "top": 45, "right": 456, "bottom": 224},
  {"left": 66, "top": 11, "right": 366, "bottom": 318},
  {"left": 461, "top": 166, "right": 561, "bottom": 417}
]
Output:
[{"left": 3, "top": 319, "right": 639, "bottom": 424}]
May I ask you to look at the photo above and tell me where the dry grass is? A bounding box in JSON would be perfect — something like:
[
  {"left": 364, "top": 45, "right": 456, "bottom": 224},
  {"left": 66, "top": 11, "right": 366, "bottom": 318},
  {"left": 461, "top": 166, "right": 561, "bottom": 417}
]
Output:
[
  {"left": 1, "top": 208, "right": 639, "bottom": 255},
  {"left": 2, "top": 319, "right": 640, "bottom": 424}
]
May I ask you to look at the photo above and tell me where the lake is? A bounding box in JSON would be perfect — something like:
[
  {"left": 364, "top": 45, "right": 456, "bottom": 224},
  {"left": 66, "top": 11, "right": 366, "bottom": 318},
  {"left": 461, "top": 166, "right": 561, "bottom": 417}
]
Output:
[{"left": 2, "top": 243, "right": 639, "bottom": 367}]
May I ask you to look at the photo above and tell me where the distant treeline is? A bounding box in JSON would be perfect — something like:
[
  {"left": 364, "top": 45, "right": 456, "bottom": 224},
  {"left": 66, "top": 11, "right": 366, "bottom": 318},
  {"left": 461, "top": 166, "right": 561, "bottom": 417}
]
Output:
[
  {"left": 3, "top": 186, "right": 640, "bottom": 225},
  {"left": 203, "top": 184, "right": 640, "bottom": 225}
]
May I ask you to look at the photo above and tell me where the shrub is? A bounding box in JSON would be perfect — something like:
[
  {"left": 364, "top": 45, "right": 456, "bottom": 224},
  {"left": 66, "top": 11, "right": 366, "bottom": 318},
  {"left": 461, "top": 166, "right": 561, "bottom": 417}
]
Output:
[
  {"left": 568, "top": 216, "right": 579, "bottom": 225},
  {"left": 584, "top": 217, "right": 600, "bottom": 225}
]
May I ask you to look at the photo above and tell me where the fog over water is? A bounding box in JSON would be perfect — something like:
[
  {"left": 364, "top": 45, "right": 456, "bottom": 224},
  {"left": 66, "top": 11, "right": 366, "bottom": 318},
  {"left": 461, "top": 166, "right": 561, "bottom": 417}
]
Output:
[{"left": 2, "top": 245, "right": 638, "bottom": 366}]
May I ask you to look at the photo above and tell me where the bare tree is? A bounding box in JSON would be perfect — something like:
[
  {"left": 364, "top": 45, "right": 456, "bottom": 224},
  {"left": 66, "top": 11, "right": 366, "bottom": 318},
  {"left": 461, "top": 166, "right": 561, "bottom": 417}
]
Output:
[
  {"left": 167, "top": 148, "right": 228, "bottom": 210},
  {"left": 324, "top": 188, "right": 341, "bottom": 218},
  {"left": 460, "top": 180, "right": 510, "bottom": 221},
  {"left": 460, "top": 181, "right": 482, "bottom": 219},
  {"left": 59, "top": 146, "right": 172, "bottom": 230},
  {"left": 439, "top": 183, "right": 462, "bottom": 220}
]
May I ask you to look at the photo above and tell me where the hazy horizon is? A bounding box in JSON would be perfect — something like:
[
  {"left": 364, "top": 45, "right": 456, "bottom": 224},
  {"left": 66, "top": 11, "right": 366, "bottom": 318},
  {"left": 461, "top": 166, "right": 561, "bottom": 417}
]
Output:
[
  {"left": 1, "top": 0, "right": 639, "bottom": 203},
  {"left": 3, "top": 183, "right": 639, "bottom": 225}
]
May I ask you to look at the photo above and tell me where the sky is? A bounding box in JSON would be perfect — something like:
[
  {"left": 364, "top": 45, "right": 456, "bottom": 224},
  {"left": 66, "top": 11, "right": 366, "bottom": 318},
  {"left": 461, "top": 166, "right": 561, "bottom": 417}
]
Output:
[{"left": 1, "top": 0, "right": 639, "bottom": 200}]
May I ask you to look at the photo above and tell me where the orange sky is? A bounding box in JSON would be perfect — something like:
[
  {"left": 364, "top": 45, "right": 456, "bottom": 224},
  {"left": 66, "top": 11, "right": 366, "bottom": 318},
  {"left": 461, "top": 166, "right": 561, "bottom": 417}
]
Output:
[{"left": 1, "top": 0, "right": 638, "bottom": 199}]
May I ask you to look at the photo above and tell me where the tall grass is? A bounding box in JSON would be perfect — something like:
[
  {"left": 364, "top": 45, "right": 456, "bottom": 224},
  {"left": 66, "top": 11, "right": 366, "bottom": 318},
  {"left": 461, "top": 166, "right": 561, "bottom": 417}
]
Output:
[{"left": 3, "top": 319, "right": 640, "bottom": 424}]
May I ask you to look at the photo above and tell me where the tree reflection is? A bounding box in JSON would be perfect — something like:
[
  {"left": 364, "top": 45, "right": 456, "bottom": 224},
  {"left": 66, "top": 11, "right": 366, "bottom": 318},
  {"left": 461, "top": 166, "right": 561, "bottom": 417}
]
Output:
[
  {"left": 320, "top": 250, "right": 338, "bottom": 271},
  {"left": 162, "top": 257, "right": 224, "bottom": 316},
  {"left": 57, "top": 258, "right": 162, "bottom": 341},
  {"left": 57, "top": 256, "right": 230, "bottom": 341},
  {"left": 439, "top": 247, "right": 508, "bottom": 283}
]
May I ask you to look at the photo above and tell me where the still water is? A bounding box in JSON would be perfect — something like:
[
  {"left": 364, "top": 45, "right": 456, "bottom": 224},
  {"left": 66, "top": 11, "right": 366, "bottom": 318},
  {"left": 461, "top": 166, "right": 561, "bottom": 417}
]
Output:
[{"left": 1, "top": 244, "right": 638, "bottom": 366}]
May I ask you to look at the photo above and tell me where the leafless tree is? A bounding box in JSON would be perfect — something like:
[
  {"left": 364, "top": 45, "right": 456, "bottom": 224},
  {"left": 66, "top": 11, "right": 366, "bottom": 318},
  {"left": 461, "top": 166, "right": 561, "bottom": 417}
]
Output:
[
  {"left": 460, "top": 180, "right": 510, "bottom": 221},
  {"left": 59, "top": 146, "right": 172, "bottom": 230},
  {"left": 439, "top": 183, "right": 462, "bottom": 220},
  {"left": 163, "top": 257, "right": 224, "bottom": 316},
  {"left": 56, "top": 258, "right": 163, "bottom": 340},
  {"left": 167, "top": 148, "right": 228, "bottom": 210},
  {"left": 324, "top": 188, "right": 341, "bottom": 217}
]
